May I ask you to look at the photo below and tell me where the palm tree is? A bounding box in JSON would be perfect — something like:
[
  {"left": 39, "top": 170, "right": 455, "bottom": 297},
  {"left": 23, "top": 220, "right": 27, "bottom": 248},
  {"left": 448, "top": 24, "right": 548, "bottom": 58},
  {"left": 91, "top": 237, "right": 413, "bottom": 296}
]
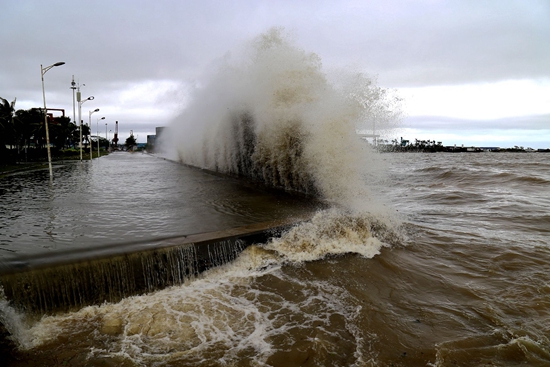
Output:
[
  {"left": 50, "top": 116, "right": 74, "bottom": 149},
  {"left": 125, "top": 134, "right": 137, "bottom": 151},
  {"left": 82, "top": 124, "right": 91, "bottom": 148},
  {"left": 0, "top": 97, "right": 15, "bottom": 163},
  {"left": 0, "top": 97, "right": 16, "bottom": 147},
  {"left": 14, "top": 108, "right": 44, "bottom": 159}
]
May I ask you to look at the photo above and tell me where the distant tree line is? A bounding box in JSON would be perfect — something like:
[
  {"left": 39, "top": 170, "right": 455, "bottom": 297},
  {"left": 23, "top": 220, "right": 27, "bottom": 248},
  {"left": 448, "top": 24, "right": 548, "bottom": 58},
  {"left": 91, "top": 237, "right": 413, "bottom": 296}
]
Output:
[
  {"left": 0, "top": 96, "right": 109, "bottom": 164},
  {"left": 375, "top": 138, "right": 544, "bottom": 152},
  {"left": 125, "top": 134, "right": 137, "bottom": 151},
  {"left": 376, "top": 138, "right": 446, "bottom": 152}
]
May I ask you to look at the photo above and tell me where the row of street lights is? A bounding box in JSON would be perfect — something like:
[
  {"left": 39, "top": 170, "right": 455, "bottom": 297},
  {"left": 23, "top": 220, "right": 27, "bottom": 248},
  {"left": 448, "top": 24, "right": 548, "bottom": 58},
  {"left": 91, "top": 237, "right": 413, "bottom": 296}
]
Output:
[
  {"left": 70, "top": 75, "right": 97, "bottom": 161},
  {"left": 97, "top": 116, "right": 105, "bottom": 159},
  {"left": 42, "top": 61, "right": 110, "bottom": 181},
  {"left": 88, "top": 108, "right": 99, "bottom": 160},
  {"left": 78, "top": 93, "right": 94, "bottom": 161}
]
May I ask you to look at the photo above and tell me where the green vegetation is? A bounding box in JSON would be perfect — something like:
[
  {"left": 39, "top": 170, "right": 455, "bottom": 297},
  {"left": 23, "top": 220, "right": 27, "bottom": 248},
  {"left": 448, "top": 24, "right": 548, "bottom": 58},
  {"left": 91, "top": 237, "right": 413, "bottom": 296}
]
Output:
[
  {"left": 125, "top": 133, "right": 137, "bottom": 151},
  {"left": 376, "top": 138, "right": 447, "bottom": 152},
  {"left": 375, "top": 138, "right": 546, "bottom": 153},
  {"left": 1, "top": 96, "right": 110, "bottom": 166}
]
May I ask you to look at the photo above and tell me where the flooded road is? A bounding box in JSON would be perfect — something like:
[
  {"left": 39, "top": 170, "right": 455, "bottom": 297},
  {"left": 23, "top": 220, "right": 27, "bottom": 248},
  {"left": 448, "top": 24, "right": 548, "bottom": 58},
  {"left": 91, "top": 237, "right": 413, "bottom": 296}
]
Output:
[{"left": 0, "top": 152, "right": 315, "bottom": 265}]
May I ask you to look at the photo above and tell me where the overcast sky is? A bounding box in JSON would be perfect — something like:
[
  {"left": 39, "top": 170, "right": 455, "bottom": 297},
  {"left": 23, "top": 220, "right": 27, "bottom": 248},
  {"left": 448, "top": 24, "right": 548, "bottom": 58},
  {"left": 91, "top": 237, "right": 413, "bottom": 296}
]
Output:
[{"left": 2, "top": 0, "right": 549, "bottom": 147}]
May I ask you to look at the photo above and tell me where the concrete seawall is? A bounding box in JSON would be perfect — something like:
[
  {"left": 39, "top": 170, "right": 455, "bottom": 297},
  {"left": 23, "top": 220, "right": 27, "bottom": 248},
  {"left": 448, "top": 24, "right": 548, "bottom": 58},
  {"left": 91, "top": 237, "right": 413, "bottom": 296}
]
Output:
[{"left": 0, "top": 215, "right": 312, "bottom": 314}]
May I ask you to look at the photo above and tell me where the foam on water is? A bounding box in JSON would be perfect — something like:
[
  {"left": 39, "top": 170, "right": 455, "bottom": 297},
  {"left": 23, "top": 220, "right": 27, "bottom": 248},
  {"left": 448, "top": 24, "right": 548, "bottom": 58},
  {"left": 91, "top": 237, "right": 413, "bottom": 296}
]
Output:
[
  {"left": 0, "top": 209, "right": 398, "bottom": 365},
  {"left": 264, "top": 208, "right": 391, "bottom": 263},
  {"left": 162, "top": 28, "right": 401, "bottom": 212}
]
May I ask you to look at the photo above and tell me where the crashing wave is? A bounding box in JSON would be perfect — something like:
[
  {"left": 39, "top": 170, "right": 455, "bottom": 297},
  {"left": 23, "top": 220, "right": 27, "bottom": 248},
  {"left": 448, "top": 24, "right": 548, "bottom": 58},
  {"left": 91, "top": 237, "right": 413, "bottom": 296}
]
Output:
[{"left": 163, "top": 28, "right": 401, "bottom": 210}]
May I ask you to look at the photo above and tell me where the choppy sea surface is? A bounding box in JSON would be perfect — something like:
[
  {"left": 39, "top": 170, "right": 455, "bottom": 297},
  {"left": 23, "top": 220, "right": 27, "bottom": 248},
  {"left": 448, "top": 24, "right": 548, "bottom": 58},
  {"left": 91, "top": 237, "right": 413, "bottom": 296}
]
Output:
[{"left": 1, "top": 151, "right": 549, "bottom": 366}]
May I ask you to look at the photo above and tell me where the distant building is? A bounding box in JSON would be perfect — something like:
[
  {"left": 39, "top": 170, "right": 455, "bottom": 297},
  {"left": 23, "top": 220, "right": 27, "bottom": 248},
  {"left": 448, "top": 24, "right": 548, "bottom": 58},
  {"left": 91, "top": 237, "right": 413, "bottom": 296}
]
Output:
[
  {"left": 147, "top": 135, "right": 156, "bottom": 149},
  {"left": 479, "top": 147, "right": 500, "bottom": 152},
  {"left": 146, "top": 126, "right": 166, "bottom": 152}
]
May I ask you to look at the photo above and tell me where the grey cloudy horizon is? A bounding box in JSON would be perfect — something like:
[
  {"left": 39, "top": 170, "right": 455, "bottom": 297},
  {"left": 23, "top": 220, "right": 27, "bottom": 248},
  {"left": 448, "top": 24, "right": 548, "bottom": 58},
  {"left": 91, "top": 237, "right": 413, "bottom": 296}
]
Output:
[{"left": 1, "top": 0, "right": 549, "bottom": 147}]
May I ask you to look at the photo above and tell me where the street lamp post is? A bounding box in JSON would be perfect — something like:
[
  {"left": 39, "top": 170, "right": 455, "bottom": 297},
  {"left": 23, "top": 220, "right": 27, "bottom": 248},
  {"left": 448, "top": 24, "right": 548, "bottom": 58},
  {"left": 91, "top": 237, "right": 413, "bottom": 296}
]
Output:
[
  {"left": 41, "top": 61, "right": 65, "bottom": 182},
  {"left": 70, "top": 76, "right": 76, "bottom": 132},
  {"left": 89, "top": 109, "right": 100, "bottom": 160},
  {"left": 97, "top": 116, "right": 105, "bottom": 158},
  {"left": 77, "top": 93, "right": 94, "bottom": 161}
]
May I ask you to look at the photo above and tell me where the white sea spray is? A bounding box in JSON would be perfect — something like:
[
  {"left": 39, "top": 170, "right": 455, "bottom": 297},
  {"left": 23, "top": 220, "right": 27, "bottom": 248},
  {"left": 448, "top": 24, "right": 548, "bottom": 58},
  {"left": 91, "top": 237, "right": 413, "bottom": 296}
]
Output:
[{"left": 162, "top": 27, "right": 401, "bottom": 212}]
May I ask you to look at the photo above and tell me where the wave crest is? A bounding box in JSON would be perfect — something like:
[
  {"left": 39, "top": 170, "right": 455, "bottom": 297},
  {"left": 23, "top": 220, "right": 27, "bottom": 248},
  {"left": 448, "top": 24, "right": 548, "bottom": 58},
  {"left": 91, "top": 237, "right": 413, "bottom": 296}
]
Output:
[
  {"left": 164, "top": 28, "right": 401, "bottom": 210},
  {"left": 262, "top": 209, "right": 402, "bottom": 263}
]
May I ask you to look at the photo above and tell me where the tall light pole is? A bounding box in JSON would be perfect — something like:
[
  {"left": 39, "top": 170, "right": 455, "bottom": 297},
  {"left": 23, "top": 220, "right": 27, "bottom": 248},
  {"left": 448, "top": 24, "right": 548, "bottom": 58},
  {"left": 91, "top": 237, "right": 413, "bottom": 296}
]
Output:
[
  {"left": 97, "top": 116, "right": 105, "bottom": 158},
  {"left": 77, "top": 92, "right": 94, "bottom": 161},
  {"left": 89, "top": 108, "right": 99, "bottom": 160},
  {"left": 105, "top": 122, "right": 108, "bottom": 140},
  {"left": 70, "top": 76, "right": 76, "bottom": 131},
  {"left": 41, "top": 61, "right": 65, "bottom": 182}
]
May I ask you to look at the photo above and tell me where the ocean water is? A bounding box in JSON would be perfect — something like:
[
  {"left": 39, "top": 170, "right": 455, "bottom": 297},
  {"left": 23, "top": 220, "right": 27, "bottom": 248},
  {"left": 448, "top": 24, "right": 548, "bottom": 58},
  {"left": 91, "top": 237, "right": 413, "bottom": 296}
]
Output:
[
  {"left": 1, "top": 151, "right": 549, "bottom": 366},
  {"left": 2, "top": 29, "right": 549, "bottom": 366}
]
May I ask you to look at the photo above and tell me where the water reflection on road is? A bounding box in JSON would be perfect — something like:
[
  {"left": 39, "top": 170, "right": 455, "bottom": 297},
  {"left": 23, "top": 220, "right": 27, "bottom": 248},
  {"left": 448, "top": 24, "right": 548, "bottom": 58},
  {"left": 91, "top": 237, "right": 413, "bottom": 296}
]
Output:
[{"left": 0, "top": 152, "right": 315, "bottom": 262}]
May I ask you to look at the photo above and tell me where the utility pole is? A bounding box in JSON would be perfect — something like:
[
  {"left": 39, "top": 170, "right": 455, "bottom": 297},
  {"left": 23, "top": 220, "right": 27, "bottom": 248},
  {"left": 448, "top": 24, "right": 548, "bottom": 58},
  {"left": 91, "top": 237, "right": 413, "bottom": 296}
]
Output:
[{"left": 70, "top": 76, "right": 76, "bottom": 132}]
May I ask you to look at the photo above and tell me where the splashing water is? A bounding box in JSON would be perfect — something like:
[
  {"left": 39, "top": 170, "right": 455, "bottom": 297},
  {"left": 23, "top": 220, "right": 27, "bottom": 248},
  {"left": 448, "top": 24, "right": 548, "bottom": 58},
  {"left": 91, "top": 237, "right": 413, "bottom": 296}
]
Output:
[
  {"left": 0, "top": 29, "right": 406, "bottom": 366},
  {"left": 264, "top": 208, "right": 399, "bottom": 263},
  {"left": 163, "top": 28, "right": 401, "bottom": 211},
  {"left": 1, "top": 209, "right": 396, "bottom": 365}
]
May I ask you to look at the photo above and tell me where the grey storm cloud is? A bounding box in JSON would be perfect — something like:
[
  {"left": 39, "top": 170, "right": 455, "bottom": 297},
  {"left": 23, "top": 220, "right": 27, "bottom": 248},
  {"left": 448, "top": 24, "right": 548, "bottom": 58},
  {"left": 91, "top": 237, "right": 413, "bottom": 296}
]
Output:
[
  {"left": 1, "top": 0, "right": 549, "bottom": 145},
  {"left": 405, "top": 114, "right": 550, "bottom": 131},
  {"left": 2, "top": 0, "right": 549, "bottom": 89}
]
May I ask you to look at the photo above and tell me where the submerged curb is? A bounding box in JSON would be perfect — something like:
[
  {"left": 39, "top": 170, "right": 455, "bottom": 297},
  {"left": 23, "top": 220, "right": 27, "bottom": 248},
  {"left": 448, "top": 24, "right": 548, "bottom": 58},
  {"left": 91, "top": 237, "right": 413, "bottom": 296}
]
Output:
[{"left": 0, "top": 215, "right": 313, "bottom": 314}]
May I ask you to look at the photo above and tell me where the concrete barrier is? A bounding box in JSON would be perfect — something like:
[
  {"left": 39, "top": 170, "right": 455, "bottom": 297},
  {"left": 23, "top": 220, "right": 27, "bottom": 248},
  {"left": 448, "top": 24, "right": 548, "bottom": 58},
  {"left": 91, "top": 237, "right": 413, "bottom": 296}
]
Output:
[{"left": 0, "top": 215, "right": 313, "bottom": 314}]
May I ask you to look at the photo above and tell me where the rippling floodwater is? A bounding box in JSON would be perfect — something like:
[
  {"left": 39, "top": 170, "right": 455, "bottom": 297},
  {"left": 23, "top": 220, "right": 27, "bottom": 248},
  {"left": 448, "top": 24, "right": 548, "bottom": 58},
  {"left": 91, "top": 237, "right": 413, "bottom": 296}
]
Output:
[
  {"left": 1, "top": 152, "right": 550, "bottom": 366},
  {"left": 0, "top": 152, "right": 315, "bottom": 263}
]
